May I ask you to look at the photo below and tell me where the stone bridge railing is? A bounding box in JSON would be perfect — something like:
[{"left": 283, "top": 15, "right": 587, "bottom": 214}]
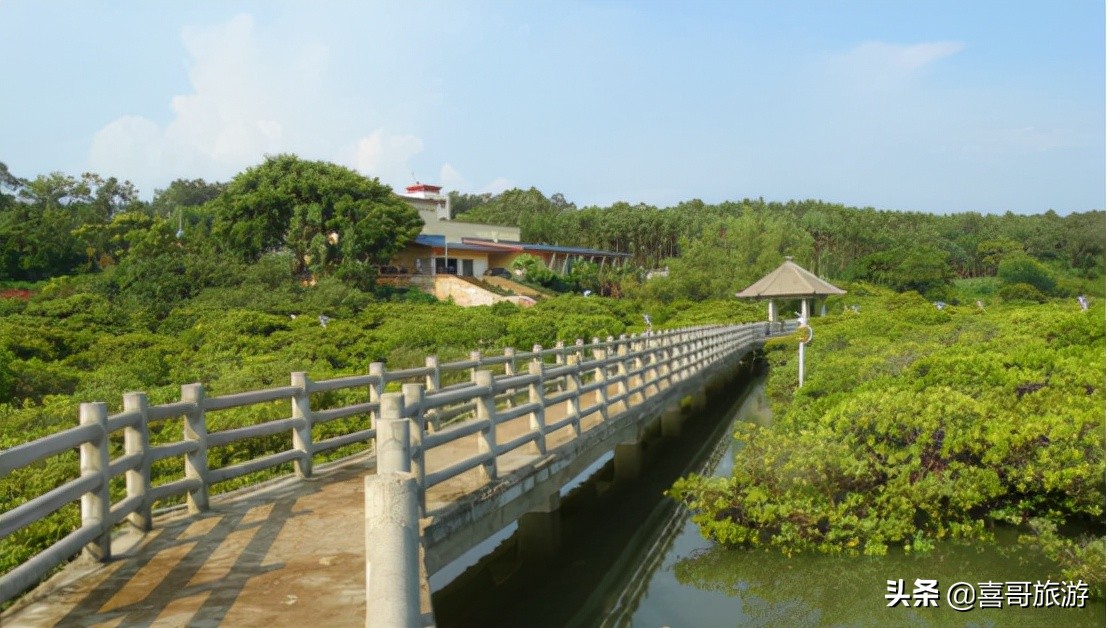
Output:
[{"left": 0, "top": 320, "right": 793, "bottom": 610}]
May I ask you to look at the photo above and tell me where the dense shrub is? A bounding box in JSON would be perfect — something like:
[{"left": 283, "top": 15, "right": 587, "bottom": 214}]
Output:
[
  {"left": 670, "top": 297, "right": 1105, "bottom": 592},
  {"left": 997, "top": 281, "right": 1049, "bottom": 303},
  {"left": 998, "top": 253, "right": 1056, "bottom": 294}
]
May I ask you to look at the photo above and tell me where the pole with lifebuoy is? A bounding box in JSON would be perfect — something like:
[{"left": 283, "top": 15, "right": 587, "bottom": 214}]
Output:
[{"left": 798, "top": 316, "right": 813, "bottom": 387}]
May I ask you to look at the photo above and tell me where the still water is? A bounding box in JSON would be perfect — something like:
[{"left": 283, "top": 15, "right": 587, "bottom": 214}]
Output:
[{"left": 434, "top": 378, "right": 1105, "bottom": 627}]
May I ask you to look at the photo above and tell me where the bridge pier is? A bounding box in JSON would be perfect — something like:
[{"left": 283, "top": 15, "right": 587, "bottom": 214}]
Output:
[
  {"left": 614, "top": 442, "right": 643, "bottom": 481},
  {"left": 690, "top": 390, "right": 708, "bottom": 412},
  {"left": 661, "top": 406, "right": 684, "bottom": 437},
  {"left": 518, "top": 493, "right": 561, "bottom": 563}
]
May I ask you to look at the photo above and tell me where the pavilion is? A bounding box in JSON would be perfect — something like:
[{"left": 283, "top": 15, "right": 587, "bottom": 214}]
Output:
[{"left": 735, "top": 257, "right": 845, "bottom": 322}]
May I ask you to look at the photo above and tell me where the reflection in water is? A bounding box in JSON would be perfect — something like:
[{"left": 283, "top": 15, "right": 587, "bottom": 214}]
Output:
[
  {"left": 736, "top": 382, "right": 772, "bottom": 428},
  {"left": 667, "top": 535, "right": 1104, "bottom": 627}
]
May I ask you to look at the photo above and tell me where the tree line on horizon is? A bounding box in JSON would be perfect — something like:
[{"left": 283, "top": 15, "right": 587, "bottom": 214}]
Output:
[
  {"left": 1, "top": 156, "right": 1103, "bottom": 305},
  {"left": 452, "top": 187, "right": 1105, "bottom": 302}
]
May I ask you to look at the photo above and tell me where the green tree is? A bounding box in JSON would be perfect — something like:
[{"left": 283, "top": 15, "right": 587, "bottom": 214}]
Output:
[
  {"left": 977, "top": 237, "right": 1025, "bottom": 276},
  {"left": 997, "top": 253, "right": 1056, "bottom": 294},
  {"left": 849, "top": 245, "right": 953, "bottom": 299},
  {"left": 644, "top": 212, "right": 813, "bottom": 302},
  {"left": 209, "top": 155, "right": 423, "bottom": 284},
  {"left": 148, "top": 178, "right": 226, "bottom": 218}
]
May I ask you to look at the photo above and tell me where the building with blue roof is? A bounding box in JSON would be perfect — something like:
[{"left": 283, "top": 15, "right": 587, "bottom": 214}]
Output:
[{"left": 389, "top": 183, "right": 629, "bottom": 279}]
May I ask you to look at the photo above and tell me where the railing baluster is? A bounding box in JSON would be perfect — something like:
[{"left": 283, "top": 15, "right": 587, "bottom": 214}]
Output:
[
  {"left": 79, "top": 402, "right": 111, "bottom": 561},
  {"left": 425, "top": 355, "right": 440, "bottom": 392},
  {"left": 616, "top": 334, "right": 630, "bottom": 409},
  {"left": 122, "top": 392, "right": 152, "bottom": 531},
  {"left": 402, "top": 383, "right": 427, "bottom": 513},
  {"left": 474, "top": 370, "right": 497, "bottom": 481},
  {"left": 592, "top": 337, "right": 609, "bottom": 421},
  {"left": 291, "top": 372, "right": 314, "bottom": 478},
  {"left": 181, "top": 383, "right": 209, "bottom": 513},
  {"left": 527, "top": 361, "right": 547, "bottom": 454},
  {"left": 566, "top": 355, "right": 582, "bottom": 436}
]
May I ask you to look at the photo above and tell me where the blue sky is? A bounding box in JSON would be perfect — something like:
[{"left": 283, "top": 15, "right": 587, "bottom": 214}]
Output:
[{"left": 1, "top": 1, "right": 1103, "bottom": 214}]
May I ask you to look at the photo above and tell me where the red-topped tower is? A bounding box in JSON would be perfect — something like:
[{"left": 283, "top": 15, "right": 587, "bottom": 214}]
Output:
[
  {"left": 398, "top": 181, "right": 451, "bottom": 220},
  {"left": 404, "top": 182, "right": 442, "bottom": 196}
]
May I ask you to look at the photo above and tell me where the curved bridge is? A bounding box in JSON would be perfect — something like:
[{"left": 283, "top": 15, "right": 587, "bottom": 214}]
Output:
[{"left": 1, "top": 320, "right": 794, "bottom": 626}]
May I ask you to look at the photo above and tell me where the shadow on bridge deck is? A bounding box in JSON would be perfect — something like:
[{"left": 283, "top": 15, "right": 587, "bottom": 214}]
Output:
[{"left": 3, "top": 458, "right": 373, "bottom": 627}]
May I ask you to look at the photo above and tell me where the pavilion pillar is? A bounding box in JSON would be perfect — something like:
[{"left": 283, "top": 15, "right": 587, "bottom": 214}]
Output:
[
  {"left": 801, "top": 298, "right": 810, "bottom": 321},
  {"left": 768, "top": 300, "right": 777, "bottom": 322}
]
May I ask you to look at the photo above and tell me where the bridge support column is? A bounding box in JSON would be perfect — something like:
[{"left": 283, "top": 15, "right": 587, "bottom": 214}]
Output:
[
  {"left": 690, "top": 390, "right": 708, "bottom": 413},
  {"left": 614, "top": 442, "right": 643, "bottom": 481},
  {"left": 662, "top": 406, "right": 684, "bottom": 437},
  {"left": 518, "top": 493, "right": 561, "bottom": 563}
]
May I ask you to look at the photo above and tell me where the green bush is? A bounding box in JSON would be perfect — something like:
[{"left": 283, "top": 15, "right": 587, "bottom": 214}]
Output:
[
  {"left": 998, "top": 254, "right": 1056, "bottom": 294},
  {"left": 670, "top": 296, "right": 1105, "bottom": 591},
  {"left": 997, "top": 282, "right": 1048, "bottom": 303}
]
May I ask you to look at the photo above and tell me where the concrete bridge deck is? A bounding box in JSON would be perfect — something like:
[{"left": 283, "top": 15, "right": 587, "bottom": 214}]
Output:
[
  {"left": 3, "top": 457, "right": 373, "bottom": 627},
  {"left": 1, "top": 386, "right": 640, "bottom": 627}
]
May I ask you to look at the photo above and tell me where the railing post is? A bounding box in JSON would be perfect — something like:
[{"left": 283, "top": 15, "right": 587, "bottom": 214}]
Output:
[
  {"left": 678, "top": 331, "right": 690, "bottom": 380},
  {"left": 469, "top": 350, "right": 481, "bottom": 381},
  {"left": 474, "top": 370, "right": 498, "bottom": 481},
  {"left": 503, "top": 347, "right": 517, "bottom": 409},
  {"left": 122, "top": 392, "right": 152, "bottom": 532},
  {"left": 425, "top": 355, "right": 440, "bottom": 392},
  {"left": 566, "top": 355, "right": 582, "bottom": 436},
  {"left": 181, "top": 383, "right": 209, "bottom": 513},
  {"left": 631, "top": 336, "right": 645, "bottom": 403},
  {"left": 377, "top": 393, "right": 411, "bottom": 474},
  {"left": 555, "top": 340, "right": 566, "bottom": 366},
  {"left": 402, "top": 383, "right": 426, "bottom": 513},
  {"left": 592, "top": 337, "right": 609, "bottom": 421},
  {"left": 574, "top": 338, "right": 585, "bottom": 364},
  {"left": 365, "top": 471, "right": 421, "bottom": 628},
  {"left": 645, "top": 334, "right": 660, "bottom": 394},
  {"left": 291, "top": 372, "right": 314, "bottom": 479},
  {"left": 531, "top": 343, "right": 544, "bottom": 374},
  {"left": 616, "top": 334, "right": 630, "bottom": 409},
  {"left": 527, "top": 361, "right": 547, "bottom": 454},
  {"left": 79, "top": 402, "right": 111, "bottom": 561},
  {"left": 364, "top": 448, "right": 420, "bottom": 628},
  {"left": 661, "top": 331, "right": 675, "bottom": 385},
  {"left": 369, "top": 362, "right": 385, "bottom": 428}
]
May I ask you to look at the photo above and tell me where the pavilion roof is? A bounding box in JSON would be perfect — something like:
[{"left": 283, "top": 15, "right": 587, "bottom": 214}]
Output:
[{"left": 735, "top": 258, "right": 846, "bottom": 298}]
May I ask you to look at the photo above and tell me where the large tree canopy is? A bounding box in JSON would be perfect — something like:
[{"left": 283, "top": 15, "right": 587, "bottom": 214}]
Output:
[{"left": 209, "top": 155, "right": 424, "bottom": 283}]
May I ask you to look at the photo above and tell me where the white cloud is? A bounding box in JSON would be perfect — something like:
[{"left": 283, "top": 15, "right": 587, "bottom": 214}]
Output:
[
  {"left": 439, "top": 163, "right": 466, "bottom": 190},
  {"left": 828, "top": 40, "right": 964, "bottom": 85},
  {"left": 351, "top": 130, "right": 425, "bottom": 187},
  {"left": 88, "top": 13, "right": 423, "bottom": 196}
]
